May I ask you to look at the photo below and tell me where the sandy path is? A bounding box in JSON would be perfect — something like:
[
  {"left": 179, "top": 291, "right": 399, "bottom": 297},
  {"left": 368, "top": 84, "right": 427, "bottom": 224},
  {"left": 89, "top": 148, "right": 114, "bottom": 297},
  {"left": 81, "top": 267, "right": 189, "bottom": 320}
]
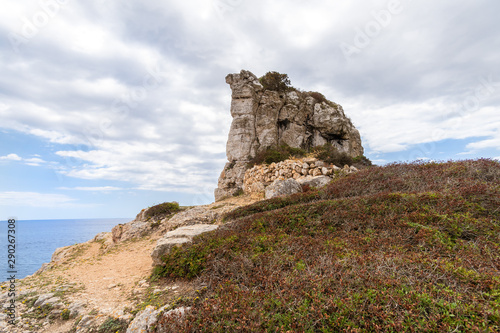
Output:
[{"left": 48, "top": 237, "right": 157, "bottom": 316}]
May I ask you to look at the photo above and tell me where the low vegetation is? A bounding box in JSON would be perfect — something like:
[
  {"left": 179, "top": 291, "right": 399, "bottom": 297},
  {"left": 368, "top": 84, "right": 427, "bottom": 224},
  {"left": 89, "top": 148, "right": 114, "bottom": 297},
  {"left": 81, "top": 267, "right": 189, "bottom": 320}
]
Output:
[
  {"left": 97, "top": 317, "right": 128, "bottom": 333},
  {"left": 247, "top": 144, "right": 307, "bottom": 167},
  {"left": 145, "top": 202, "right": 180, "bottom": 219},
  {"left": 152, "top": 159, "right": 500, "bottom": 332},
  {"left": 259, "top": 71, "right": 293, "bottom": 93},
  {"left": 247, "top": 142, "right": 371, "bottom": 169}
]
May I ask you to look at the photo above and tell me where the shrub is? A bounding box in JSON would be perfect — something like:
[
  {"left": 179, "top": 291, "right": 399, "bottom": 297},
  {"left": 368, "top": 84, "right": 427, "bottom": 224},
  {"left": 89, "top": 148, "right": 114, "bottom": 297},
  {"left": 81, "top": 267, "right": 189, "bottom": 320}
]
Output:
[
  {"left": 352, "top": 155, "right": 373, "bottom": 168},
  {"left": 247, "top": 144, "right": 306, "bottom": 167},
  {"left": 145, "top": 202, "right": 180, "bottom": 219},
  {"left": 312, "top": 143, "right": 354, "bottom": 167},
  {"left": 98, "top": 317, "right": 128, "bottom": 333},
  {"left": 306, "top": 91, "right": 328, "bottom": 104},
  {"left": 61, "top": 308, "right": 71, "bottom": 320},
  {"left": 259, "top": 71, "right": 293, "bottom": 92}
]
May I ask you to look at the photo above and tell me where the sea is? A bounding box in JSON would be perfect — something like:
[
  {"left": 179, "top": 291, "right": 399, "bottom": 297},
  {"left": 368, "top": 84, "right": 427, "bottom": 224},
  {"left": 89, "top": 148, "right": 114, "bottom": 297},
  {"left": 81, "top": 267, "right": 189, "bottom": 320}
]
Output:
[{"left": 0, "top": 218, "right": 131, "bottom": 280}]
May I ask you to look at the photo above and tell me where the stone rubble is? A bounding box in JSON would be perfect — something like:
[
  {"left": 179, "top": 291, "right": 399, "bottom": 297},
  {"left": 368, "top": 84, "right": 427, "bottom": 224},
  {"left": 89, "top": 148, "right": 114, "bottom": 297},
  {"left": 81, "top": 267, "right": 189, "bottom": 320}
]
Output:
[{"left": 243, "top": 157, "right": 358, "bottom": 196}]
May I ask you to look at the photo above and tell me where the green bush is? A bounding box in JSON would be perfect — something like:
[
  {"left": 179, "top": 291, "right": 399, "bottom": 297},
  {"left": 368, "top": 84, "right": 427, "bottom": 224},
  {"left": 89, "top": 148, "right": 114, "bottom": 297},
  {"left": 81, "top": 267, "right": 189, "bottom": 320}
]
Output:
[
  {"left": 61, "top": 308, "right": 71, "bottom": 320},
  {"left": 145, "top": 202, "right": 180, "bottom": 219},
  {"left": 98, "top": 317, "right": 128, "bottom": 333},
  {"left": 352, "top": 155, "right": 373, "bottom": 168},
  {"left": 311, "top": 143, "right": 353, "bottom": 167},
  {"left": 247, "top": 144, "right": 306, "bottom": 167},
  {"left": 306, "top": 91, "right": 328, "bottom": 104},
  {"left": 259, "top": 71, "right": 293, "bottom": 92}
]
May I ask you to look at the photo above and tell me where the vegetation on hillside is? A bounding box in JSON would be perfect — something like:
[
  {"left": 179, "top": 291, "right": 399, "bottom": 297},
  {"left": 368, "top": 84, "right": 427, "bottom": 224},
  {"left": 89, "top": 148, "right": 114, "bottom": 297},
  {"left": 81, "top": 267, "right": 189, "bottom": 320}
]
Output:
[
  {"left": 153, "top": 159, "right": 500, "bottom": 332},
  {"left": 145, "top": 201, "right": 180, "bottom": 219},
  {"left": 247, "top": 142, "right": 371, "bottom": 169}
]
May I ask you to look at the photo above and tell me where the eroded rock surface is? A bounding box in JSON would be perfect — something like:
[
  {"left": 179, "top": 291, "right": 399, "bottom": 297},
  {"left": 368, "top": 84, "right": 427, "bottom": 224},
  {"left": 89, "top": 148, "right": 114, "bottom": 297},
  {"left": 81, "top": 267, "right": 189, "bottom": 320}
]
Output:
[{"left": 151, "top": 224, "right": 219, "bottom": 266}]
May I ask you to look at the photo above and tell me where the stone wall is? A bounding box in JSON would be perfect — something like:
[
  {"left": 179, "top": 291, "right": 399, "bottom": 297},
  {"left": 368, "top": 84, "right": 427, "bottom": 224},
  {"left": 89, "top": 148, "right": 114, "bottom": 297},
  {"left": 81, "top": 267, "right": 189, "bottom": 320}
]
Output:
[{"left": 244, "top": 157, "right": 358, "bottom": 195}]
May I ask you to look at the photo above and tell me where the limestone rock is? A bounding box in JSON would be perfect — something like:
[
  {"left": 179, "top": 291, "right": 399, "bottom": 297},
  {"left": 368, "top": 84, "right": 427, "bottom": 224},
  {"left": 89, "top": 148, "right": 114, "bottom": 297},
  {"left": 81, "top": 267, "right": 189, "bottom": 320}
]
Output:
[
  {"left": 265, "top": 179, "right": 303, "bottom": 199},
  {"left": 215, "top": 69, "right": 364, "bottom": 200},
  {"left": 297, "top": 176, "right": 332, "bottom": 189},
  {"left": 126, "top": 305, "right": 162, "bottom": 333},
  {"left": 166, "top": 206, "right": 218, "bottom": 227},
  {"left": 151, "top": 224, "right": 219, "bottom": 266},
  {"left": 34, "top": 293, "right": 55, "bottom": 307},
  {"left": 68, "top": 301, "right": 86, "bottom": 318}
]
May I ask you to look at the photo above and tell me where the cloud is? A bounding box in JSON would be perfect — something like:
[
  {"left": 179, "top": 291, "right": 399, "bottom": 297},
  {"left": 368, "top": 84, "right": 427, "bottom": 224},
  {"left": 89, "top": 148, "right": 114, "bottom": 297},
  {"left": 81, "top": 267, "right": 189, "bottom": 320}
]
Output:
[
  {"left": 0, "top": 153, "right": 50, "bottom": 166},
  {"left": 0, "top": 191, "right": 88, "bottom": 208},
  {"left": 0, "top": 0, "right": 499, "bottom": 202},
  {"left": 0, "top": 154, "right": 22, "bottom": 161},
  {"left": 58, "top": 186, "right": 123, "bottom": 191}
]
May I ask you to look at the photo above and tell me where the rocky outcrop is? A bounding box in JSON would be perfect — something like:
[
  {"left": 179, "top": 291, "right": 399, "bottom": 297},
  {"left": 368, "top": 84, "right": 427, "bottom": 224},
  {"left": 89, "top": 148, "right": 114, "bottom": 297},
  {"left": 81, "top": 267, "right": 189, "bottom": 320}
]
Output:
[
  {"left": 215, "top": 70, "right": 364, "bottom": 201},
  {"left": 151, "top": 224, "right": 219, "bottom": 266}
]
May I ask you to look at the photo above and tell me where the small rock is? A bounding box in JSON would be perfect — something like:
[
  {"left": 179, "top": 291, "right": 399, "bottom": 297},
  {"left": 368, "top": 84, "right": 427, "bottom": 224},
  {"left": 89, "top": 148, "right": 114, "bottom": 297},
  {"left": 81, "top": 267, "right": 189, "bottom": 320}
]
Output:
[
  {"left": 312, "top": 168, "right": 323, "bottom": 176},
  {"left": 33, "top": 293, "right": 54, "bottom": 307},
  {"left": 126, "top": 305, "right": 164, "bottom": 333},
  {"left": 68, "top": 301, "right": 86, "bottom": 318}
]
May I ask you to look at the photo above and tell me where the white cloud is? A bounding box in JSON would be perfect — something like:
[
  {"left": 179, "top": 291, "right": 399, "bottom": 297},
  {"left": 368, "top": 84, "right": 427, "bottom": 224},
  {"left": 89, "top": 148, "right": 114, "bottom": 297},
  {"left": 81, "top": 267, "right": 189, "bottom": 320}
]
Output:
[
  {"left": 58, "top": 186, "right": 123, "bottom": 191},
  {"left": 0, "top": 153, "right": 22, "bottom": 161},
  {"left": 0, "top": 154, "right": 51, "bottom": 166},
  {"left": 0, "top": 191, "right": 86, "bottom": 208}
]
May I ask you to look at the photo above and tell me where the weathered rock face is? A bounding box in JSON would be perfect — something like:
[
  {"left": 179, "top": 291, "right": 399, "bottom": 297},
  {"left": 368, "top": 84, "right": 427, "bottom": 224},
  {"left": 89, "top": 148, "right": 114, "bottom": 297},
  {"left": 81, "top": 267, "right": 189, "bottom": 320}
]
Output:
[{"left": 215, "top": 70, "right": 364, "bottom": 201}]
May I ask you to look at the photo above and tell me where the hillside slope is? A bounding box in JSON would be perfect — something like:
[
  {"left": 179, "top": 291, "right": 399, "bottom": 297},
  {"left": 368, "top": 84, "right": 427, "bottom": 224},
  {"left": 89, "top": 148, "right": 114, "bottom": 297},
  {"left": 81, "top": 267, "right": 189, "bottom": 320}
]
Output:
[{"left": 154, "top": 159, "right": 500, "bottom": 332}]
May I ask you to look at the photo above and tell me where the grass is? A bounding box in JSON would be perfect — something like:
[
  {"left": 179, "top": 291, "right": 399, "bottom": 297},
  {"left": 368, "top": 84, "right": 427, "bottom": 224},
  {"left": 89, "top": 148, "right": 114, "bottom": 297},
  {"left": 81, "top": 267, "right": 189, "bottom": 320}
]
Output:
[
  {"left": 97, "top": 317, "right": 128, "bottom": 333},
  {"left": 152, "top": 159, "right": 500, "bottom": 332}
]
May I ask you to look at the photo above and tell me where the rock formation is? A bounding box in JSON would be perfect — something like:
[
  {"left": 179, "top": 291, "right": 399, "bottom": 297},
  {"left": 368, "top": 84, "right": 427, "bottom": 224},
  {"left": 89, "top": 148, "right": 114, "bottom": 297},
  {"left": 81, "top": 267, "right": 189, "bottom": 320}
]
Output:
[{"left": 215, "top": 70, "right": 364, "bottom": 200}]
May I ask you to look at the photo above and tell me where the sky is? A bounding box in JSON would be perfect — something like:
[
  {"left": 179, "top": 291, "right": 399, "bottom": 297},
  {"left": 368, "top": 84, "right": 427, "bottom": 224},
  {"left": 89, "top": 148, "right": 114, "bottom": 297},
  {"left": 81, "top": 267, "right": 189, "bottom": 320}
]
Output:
[{"left": 0, "top": 0, "right": 499, "bottom": 220}]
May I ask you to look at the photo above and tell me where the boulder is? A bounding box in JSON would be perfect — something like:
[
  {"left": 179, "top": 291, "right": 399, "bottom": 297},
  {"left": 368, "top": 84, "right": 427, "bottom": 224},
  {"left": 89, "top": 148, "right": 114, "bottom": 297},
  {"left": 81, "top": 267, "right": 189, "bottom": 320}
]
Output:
[
  {"left": 265, "top": 179, "right": 303, "bottom": 199},
  {"left": 151, "top": 224, "right": 219, "bottom": 266},
  {"left": 297, "top": 176, "right": 332, "bottom": 189},
  {"left": 126, "top": 305, "right": 162, "bottom": 333}
]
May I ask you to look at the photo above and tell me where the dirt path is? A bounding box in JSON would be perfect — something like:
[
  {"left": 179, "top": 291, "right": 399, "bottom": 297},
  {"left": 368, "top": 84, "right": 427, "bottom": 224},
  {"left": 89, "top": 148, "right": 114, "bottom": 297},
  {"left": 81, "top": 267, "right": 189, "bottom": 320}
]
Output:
[
  {"left": 7, "top": 195, "right": 261, "bottom": 332},
  {"left": 47, "top": 237, "right": 157, "bottom": 316}
]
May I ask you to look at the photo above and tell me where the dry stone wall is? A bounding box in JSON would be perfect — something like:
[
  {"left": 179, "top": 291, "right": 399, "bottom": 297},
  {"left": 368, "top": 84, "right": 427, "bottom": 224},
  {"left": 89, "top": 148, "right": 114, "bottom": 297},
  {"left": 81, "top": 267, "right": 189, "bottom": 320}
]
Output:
[{"left": 244, "top": 157, "right": 358, "bottom": 195}]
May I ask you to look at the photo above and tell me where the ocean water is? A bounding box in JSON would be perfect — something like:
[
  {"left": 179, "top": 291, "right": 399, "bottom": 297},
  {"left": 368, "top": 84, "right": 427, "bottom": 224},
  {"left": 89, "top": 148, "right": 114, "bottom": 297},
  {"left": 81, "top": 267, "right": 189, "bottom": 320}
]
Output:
[{"left": 0, "top": 218, "right": 131, "bottom": 280}]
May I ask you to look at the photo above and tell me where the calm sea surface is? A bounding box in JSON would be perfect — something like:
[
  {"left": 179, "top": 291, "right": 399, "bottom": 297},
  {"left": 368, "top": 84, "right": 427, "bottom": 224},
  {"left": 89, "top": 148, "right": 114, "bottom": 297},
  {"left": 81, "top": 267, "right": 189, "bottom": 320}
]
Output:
[{"left": 0, "top": 218, "right": 131, "bottom": 280}]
